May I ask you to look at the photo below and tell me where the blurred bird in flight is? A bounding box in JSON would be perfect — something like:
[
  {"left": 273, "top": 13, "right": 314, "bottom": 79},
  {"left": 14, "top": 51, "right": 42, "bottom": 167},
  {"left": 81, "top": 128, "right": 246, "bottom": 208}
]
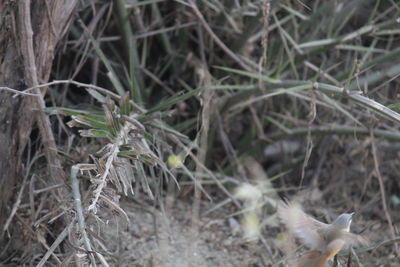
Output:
[{"left": 278, "top": 201, "right": 368, "bottom": 267}]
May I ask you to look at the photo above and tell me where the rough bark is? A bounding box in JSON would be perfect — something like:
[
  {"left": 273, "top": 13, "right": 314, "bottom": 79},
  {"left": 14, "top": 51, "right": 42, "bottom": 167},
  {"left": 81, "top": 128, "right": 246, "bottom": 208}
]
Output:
[{"left": 0, "top": 0, "right": 78, "bottom": 251}]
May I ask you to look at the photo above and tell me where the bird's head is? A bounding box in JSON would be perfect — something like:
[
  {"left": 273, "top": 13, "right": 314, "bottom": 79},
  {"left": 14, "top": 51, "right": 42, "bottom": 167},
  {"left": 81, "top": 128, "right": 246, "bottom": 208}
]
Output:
[{"left": 332, "top": 212, "right": 354, "bottom": 232}]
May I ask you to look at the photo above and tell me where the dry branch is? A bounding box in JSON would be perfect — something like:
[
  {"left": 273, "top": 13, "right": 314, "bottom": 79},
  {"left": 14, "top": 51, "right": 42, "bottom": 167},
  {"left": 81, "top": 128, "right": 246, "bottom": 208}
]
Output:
[{"left": 18, "top": 0, "right": 69, "bottom": 189}]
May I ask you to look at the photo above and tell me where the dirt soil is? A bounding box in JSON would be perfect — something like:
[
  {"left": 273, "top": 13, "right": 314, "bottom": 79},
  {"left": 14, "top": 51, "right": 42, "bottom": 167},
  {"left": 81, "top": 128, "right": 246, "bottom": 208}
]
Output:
[
  {"left": 97, "top": 194, "right": 397, "bottom": 267},
  {"left": 100, "top": 199, "right": 268, "bottom": 266}
]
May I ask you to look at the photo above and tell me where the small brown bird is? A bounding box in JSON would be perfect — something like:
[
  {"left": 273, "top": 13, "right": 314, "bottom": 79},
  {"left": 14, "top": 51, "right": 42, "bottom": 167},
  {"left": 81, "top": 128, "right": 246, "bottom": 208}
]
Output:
[{"left": 278, "top": 202, "right": 367, "bottom": 267}]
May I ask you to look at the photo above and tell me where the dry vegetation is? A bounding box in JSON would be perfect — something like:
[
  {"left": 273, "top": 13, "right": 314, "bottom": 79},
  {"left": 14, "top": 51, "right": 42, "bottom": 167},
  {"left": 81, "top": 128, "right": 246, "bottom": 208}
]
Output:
[{"left": 2, "top": 0, "right": 400, "bottom": 266}]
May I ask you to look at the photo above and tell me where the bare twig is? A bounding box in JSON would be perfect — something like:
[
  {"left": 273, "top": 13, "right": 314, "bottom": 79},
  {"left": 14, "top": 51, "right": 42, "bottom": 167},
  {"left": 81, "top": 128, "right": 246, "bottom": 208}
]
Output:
[
  {"left": 268, "top": 125, "right": 400, "bottom": 142},
  {"left": 24, "top": 79, "right": 144, "bottom": 113},
  {"left": 0, "top": 87, "right": 40, "bottom": 97},
  {"left": 24, "top": 80, "right": 121, "bottom": 101}
]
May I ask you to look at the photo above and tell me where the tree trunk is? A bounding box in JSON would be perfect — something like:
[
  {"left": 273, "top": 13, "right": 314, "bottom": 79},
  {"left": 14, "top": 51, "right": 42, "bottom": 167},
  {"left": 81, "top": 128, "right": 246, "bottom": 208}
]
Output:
[{"left": 0, "top": 0, "right": 78, "bottom": 254}]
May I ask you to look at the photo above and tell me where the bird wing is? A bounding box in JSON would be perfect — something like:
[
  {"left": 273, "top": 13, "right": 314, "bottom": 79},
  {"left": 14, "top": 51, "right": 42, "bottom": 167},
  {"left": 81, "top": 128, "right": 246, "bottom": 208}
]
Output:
[{"left": 278, "top": 201, "right": 328, "bottom": 250}]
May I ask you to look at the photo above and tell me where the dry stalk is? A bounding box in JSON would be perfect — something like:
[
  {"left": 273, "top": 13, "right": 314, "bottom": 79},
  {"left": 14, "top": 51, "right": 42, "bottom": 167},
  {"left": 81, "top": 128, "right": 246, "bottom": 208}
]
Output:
[
  {"left": 258, "top": 0, "right": 271, "bottom": 89},
  {"left": 188, "top": 0, "right": 254, "bottom": 72},
  {"left": 170, "top": 134, "right": 241, "bottom": 207},
  {"left": 370, "top": 132, "right": 398, "bottom": 253},
  {"left": 183, "top": 30, "right": 215, "bottom": 263},
  {"left": 87, "top": 142, "right": 120, "bottom": 213},
  {"left": 71, "top": 166, "right": 111, "bottom": 266},
  {"left": 18, "top": 0, "right": 66, "bottom": 192},
  {"left": 300, "top": 84, "right": 317, "bottom": 186},
  {"left": 2, "top": 174, "right": 29, "bottom": 234},
  {"left": 87, "top": 113, "right": 135, "bottom": 213},
  {"left": 70, "top": 166, "right": 97, "bottom": 266},
  {"left": 36, "top": 219, "right": 76, "bottom": 267}
]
